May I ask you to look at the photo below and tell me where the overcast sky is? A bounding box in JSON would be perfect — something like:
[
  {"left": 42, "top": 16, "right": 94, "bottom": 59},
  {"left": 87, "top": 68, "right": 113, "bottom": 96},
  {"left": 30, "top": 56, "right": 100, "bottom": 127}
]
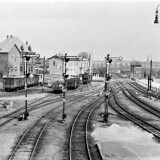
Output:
[{"left": 0, "top": 0, "right": 160, "bottom": 61}]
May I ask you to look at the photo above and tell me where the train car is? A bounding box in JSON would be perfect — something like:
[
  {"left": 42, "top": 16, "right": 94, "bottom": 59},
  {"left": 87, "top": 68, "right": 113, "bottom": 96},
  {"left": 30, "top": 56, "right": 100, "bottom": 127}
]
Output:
[
  {"left": 51, "top": 80, "right": 64, "bottom": 93},
  {"left": 3, "top": 74, "right": 40, "bottom": 92},
  {"left": 82, "top": 72, "right": 91, "bottom": 84},
  {"left": 66, "top": 77, "right": 80, "bottom": 89},
  {"left": 3, "top": 76, "right": 25, "bottom": 91}
]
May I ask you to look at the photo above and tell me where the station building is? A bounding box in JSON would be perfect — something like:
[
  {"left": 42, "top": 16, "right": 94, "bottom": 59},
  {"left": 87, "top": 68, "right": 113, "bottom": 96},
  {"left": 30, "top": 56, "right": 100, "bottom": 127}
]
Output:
[{"left": 0, "top": 35, "right": 42, "bottom": 78}]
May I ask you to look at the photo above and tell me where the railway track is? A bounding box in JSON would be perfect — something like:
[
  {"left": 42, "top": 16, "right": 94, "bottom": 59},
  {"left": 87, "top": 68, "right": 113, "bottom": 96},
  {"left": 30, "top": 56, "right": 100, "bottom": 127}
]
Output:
[
  {"left": 109, "top": 84, "right": 160, "bottom": 141},
  {"left": 127, "top": 80, "right": 159, "bottom": 98},
  {"left": 8, "top": 88, "right": 102, "bottom": 160},
  {"left": 68, "top": 97, "right": 103, "bottom": 160},
  {"left": 118, "top": 82, "right": 160, "bottom": 119},
  {"left": 0, "top": 86, "right": 102, "bottom": 129}
]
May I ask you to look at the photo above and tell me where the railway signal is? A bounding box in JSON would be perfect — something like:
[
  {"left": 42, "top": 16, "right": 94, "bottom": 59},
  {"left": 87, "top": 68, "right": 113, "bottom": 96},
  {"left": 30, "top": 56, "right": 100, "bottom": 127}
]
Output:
[
  {"left": 104, "top": 54, "right": 122, "bottom": 123},
  {"left": 62, "top": 53, "right": 70, "bottom": 121},
  {"left": 21, "top": 45, "right": 40, "bottom": 120}
]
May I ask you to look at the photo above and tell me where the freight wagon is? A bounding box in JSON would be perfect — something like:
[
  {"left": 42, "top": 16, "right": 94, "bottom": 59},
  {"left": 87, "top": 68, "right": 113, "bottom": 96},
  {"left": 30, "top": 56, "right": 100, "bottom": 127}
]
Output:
[
  {"left": 82, "top": 72, "right": 92, "bottom": 84},
  {"left": 3, "top": 74, "right": 40, "bottom": 92},
  {"left": 66, "top": 77, "right": 80, "bottom": 89},
  {"left": 51, "top": 77, "right": 80, "bottom": 93}
]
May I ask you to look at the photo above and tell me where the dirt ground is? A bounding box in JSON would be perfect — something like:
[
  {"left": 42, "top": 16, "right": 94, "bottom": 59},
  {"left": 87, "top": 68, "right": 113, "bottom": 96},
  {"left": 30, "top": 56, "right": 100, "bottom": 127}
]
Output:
[{"left": 0, "top": 83, "right": 104, "bottom": 160}]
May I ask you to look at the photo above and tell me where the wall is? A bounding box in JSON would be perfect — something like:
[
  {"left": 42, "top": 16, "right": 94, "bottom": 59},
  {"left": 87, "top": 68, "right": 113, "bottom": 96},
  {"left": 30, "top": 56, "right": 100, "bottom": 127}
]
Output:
[
  {"left": 48, "top": 57, "right": 63, "bottom": 82},
  {"left": 8, "top": 46, "right": 21, "bottom": 76}
]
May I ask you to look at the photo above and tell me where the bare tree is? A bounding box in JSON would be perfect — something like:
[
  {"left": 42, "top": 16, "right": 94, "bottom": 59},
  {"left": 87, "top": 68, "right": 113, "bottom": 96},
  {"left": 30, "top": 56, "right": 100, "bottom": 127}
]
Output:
[
  {"left": 0, "top": 60, "right": 13, "bottom": 77},
  {"left": 77, "top": 52, "right": 89, "bottom": 59}
]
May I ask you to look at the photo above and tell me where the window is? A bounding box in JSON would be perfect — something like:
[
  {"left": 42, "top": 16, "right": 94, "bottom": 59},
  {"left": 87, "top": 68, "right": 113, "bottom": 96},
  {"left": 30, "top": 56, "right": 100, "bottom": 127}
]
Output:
[
  {"left": 10, "top": 68, "right": 13, "bottom": 72},
  {"left": 20, "top": 66, "right": 23, "bottom": 72},
  {"left": 53, "top": 61, "right": 55, "bottom": 66},
  {"left": 15, "top": 57, "right": 18, "bottom": 62},
  {"left": 30, "top": 66, "right": 33, "bottom": 72},
  {"left": 15, "top": 67, "right": 17, "bottom": 72}
]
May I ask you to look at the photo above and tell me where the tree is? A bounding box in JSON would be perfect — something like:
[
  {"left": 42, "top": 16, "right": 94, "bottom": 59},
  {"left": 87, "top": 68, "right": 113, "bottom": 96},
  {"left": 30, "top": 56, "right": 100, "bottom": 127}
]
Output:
[
  {"left": 77, "top": 52, "right": 89, "bottom": 59},
  {"left": 0, "top": 60, "right": 13, "bottom": 77}
]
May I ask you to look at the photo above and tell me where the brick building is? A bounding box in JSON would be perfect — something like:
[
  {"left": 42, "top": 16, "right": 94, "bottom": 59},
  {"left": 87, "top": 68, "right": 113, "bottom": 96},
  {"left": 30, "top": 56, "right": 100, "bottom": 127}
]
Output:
[{"left": 0, "top": 35, "right": 41, "bottom": 78}]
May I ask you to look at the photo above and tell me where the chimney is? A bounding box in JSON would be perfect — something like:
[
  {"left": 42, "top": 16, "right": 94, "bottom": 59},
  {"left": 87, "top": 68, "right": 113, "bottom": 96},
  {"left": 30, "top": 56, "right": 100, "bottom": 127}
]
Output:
[
  {"left": 26, "top": 41, "right": 28, "bottom": 45},
  {"left": 7, "top": 35, "right": 9, "bottom": 38},
  {"left": 10, "top": 35, "right": 12, "bottom": 38}
]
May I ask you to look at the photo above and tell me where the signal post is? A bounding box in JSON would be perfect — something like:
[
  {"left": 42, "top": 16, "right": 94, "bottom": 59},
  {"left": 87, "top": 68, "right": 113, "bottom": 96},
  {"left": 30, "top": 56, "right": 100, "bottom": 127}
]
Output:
[
  {"left": 21, "top": 45, "right": 40, "bottom": 120},
  {"left": 104, "top": 54, "right": 112, "bottom": 123},
  {"left": 104, "top": 54, "right": 122, "bottom": 123},
  {"left": 62, "top": 53, "right": 69, "bottom": 121}
]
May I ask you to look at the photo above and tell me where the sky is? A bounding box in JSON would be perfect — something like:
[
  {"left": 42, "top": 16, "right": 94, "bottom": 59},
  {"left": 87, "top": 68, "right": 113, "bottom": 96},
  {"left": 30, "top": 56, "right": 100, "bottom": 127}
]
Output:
[{"left": 0, "top": 0, "right": 160, "bottom": 61}]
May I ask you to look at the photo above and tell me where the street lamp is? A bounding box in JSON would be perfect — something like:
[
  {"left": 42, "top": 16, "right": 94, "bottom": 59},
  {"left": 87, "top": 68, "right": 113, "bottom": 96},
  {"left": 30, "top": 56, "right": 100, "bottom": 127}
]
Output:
[{"left": 154, "top": 4, "right": 160, "bottom": 23}]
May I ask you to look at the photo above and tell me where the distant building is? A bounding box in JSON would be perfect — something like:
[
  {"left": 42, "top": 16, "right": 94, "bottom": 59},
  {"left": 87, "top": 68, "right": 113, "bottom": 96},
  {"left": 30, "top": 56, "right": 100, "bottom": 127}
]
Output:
[
  {"left": 47, "top": 55, "right": 92, "bottom": 82},
  {"left": 66, "top": 56, "right": 92, "bottom": 78},
  {"left": 48, "top": 55, "right": 63, "bottom": 82},
  {"left": 66, "top": 57, "right": 80, "bottom": 78},
  {"left": 130, "top": 61, "right": 142, "bottom": 79}
]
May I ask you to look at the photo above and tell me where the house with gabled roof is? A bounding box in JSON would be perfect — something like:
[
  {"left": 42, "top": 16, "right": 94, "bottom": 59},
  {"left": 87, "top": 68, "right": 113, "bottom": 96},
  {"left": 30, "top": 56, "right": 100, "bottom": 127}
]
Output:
[
  {"left": 0, "top": 35, "right": 40, "bottom": 77},
  {"left": 0, "top": 39, "right": 21, "bottom": 77}
]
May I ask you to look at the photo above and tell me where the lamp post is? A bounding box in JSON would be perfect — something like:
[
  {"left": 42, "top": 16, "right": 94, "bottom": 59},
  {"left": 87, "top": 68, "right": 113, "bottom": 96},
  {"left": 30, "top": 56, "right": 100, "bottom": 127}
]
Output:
[{"left": 154, "top": 4, "right": 160, "bottom": 24}]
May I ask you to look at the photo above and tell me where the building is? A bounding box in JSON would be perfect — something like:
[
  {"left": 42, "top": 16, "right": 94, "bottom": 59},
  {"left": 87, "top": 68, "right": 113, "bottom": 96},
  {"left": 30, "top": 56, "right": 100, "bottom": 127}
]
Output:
[
  {"left": 66, "top": 56, "right": 92, "bottom": 78},
  {"left": 130, "top": 61, "right": 142, "bottom": 79},
  {"left": 66, "top": 57, "right": 80, "bottom": 78},
  {"left": 47, "top": 54, "right": 92, "bottom": 82},
  {"left": 0, "top": 43, "right": 21, "bottom": 76},
  {"left": 48, "top": 55, "right": 63, "bottom": 82},
  {"left": 0, "top": 35, "right": 40, "bottom": 78}
]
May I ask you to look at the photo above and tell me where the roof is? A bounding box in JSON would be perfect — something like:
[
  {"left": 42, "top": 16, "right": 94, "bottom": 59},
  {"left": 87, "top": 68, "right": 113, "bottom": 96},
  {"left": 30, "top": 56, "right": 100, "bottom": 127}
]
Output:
[
  {"left": 130, "top": 61, "right": 141, "bottom": 66},
  {"left": 0, "top": 35, "right": 32, "bottom": 53},
  {"left": 48, "top": 55, "right": 63, "bottom": 60}
]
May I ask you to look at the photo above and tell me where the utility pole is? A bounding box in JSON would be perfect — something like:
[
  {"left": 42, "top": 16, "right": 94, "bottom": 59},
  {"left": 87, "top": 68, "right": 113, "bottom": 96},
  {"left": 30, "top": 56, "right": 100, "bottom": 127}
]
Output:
[{"left": 62, "top": 53, "right": 69, "bottom": 122}]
